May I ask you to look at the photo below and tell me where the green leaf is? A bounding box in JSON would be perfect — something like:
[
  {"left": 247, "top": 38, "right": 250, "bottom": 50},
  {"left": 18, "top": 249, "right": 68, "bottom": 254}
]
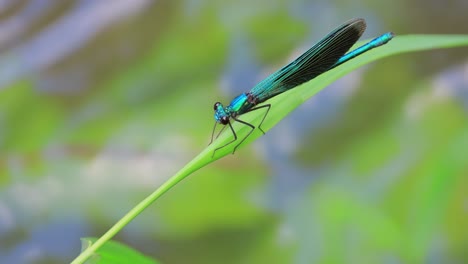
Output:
[
  {"left": 208, "top": 34, "right": 468, "bottom": 160},
  {"left": 80, "top": 238, "right": 159, "bottom": 264},
  {"left": 72, "top": 34, "right": 468, "bottom": 264}
]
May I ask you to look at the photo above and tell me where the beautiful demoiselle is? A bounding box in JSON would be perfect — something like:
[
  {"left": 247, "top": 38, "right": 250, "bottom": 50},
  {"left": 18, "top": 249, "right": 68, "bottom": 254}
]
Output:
[{"left": 210, "top": 18, "right": 394, "bottom": 156}]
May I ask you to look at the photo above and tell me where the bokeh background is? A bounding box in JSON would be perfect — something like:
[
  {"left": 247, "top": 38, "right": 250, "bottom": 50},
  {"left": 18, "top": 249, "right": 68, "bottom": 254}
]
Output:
[{"left": 1, "top": 0, "right": 467, "bottom": 263}]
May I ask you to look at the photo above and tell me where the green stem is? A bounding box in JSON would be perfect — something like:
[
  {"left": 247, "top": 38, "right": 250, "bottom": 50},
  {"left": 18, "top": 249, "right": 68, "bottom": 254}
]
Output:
[{"left": 70, "top": 151, "right": 210, "bottom": 264}]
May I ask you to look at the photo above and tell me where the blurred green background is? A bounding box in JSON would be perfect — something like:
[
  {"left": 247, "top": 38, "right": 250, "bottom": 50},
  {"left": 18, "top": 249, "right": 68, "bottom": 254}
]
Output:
[{"left": 1, "top": 0, "right": 467, "bottom": 263}]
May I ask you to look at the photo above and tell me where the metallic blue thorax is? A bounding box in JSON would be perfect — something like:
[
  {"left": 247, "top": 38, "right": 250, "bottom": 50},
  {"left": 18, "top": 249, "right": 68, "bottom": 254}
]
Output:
[
  {"left": 214, "top": 93, "right": 255, "bottom": 123},
  {"left": 228, "top": 93, "right": 251, "bottom": 114}
]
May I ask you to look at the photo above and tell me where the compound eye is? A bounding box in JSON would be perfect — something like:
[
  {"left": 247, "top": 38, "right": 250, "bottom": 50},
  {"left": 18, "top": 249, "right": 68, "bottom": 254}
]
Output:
[
  {"left": 220, "top": 116, "right": 229, "bottom": 125},
  {"left": 214, "top": 102, "right": 221, "bottom": 110}
]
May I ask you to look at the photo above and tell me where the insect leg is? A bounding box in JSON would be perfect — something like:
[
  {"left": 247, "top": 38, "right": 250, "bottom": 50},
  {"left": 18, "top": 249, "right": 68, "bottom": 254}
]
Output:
[
  {"left": 231, "top": 116, "right": 255, "bottom": 154},
  {"left": 212, "top": 121, "right": 238, "bottom": 157},
  {"left": 244, "top": 104, "right": 271, "bottom": 134}
]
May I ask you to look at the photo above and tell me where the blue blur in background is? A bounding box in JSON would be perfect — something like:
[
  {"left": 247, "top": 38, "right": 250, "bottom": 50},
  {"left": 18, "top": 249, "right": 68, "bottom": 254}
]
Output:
[{"left": 0, "top": 0, "right": 467, "bottom": 263}]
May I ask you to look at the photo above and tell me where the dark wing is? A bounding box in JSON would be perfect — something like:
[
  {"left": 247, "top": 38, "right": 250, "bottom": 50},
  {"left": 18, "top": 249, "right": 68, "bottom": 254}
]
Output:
[{"left": 250, "top": 18, "right": 366, "bottom": 103}]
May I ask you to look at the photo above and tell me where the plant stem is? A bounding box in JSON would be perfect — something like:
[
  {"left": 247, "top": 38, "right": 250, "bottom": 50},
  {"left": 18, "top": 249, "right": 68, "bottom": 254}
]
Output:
[{"left": 70, "top": 152, "right": 209, "bottom": 264}]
